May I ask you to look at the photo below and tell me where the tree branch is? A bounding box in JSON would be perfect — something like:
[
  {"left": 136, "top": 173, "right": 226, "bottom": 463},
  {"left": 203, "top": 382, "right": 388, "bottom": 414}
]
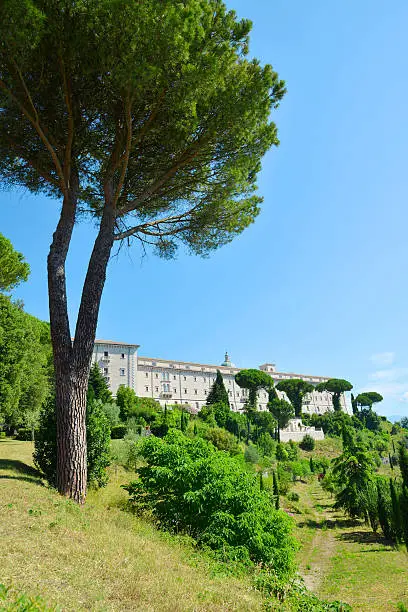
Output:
[
  {"left": 112, "top": 96, "right": 132, "bottom": 208},
  {"left": 0, "top": 73, "right": 67, "bottom": 194},
  {"left": 58, "top": 55, "right": 74, "bottom": 187},
  {"left": 117, "top": 135, "right": 209, "bottom": 217}
]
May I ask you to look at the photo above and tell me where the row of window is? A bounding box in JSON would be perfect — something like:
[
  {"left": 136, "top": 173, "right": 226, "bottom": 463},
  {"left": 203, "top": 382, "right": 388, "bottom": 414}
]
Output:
[{"left": 101, "top": 351, "right": 127, "bottom": 359}]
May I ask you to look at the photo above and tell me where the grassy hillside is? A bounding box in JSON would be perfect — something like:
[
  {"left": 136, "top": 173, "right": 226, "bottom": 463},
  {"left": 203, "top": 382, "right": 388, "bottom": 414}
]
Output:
[{"left": 0, "top": 439, "right": 262, "bottom": 611}]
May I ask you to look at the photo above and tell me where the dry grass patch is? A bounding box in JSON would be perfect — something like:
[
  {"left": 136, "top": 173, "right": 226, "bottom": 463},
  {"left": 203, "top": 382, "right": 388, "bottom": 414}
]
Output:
[{"left": 0, "top": 439, "right": 262, "bottom": 611}]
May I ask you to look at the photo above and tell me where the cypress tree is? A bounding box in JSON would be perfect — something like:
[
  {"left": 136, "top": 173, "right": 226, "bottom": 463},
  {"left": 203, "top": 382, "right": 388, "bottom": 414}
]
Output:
[
  {"left": 193, "top": 422, "right": 198, "bottom": 436},
  {"left": 392, "top": 439, "right": 396, "bottom": 454},
  {"left": 273, "top": 470, "right": 280, "bottom": 510},
  {"left": 401, "top": 486, "right": 408, "bottom": 551},
  {"left": 164, "top": 403, "right": 168, "bottom": 424},
  {"left": 377, "top": 480, "right": 391, "bottom": 540},
  {"left": 389, "top": 452, "right": 394, "bottom": 470},
  {"left": 259, "top": 471, "right": 264, "bottom": 491},
  {"left": 399, "top": 444, "right": 408, "bottom": 489},
  {"left": 310, "top": 456, "right": 315, "bottom": 473},
  {"left": 389, "top": 479, "right": 402, "bottom": 542},
  {"left": 88, "top": 362, "right": 112, "bottom": 403},
  {"left": 206, "top": 370, "right": 229, "bottom": 407},
  {"left": 180, "top": 410, "right": 187, "bottom": 433}
]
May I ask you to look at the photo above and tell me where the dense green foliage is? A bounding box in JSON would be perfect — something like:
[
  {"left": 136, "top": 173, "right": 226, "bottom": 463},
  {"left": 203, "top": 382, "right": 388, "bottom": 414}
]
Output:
[
  {"left": 300, "top": 433, "right": 315, "bottom": 451},
  {"left": 34, "top": 395, "right": 111, "bottom": 488},
  {"left": 88, "top": 362, "right": 113, "bottom": 404},
  {"left": 235, "top": 369, "right": 273, "bottom": 409},
  {"left": 124, "top": 430, "right": 297, "bottom": 579},
  {"left": 268, "top": 398, "right": 294, "bottom": 441},
  {"left": 0, "top": 233, "right": 30, "bottom": 292},
  {"left": 0, "top": 294, "right": 51, "bottom": 432},
  {"left": 206, "top": 370, "right": 229, "bottom": 407},
  {"left": 276, "top": 379, "right": 314, "bottom": 418}
]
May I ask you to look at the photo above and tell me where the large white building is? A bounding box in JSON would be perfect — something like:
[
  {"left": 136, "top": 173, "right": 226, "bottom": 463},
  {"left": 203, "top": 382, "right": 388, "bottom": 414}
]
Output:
[{"left": 92, "top": 340, "right": 348, "bottom": 415}]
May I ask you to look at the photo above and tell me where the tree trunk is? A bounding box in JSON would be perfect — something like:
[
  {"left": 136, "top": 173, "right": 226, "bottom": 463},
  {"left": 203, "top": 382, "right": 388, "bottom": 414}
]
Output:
[{"left": 48, "top": 187, "right": 115, "bottom": 504}]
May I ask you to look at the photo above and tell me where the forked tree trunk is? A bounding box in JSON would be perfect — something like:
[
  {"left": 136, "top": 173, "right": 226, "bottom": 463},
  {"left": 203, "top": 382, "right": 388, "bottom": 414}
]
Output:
[{"left": 48, "top": 187, "right": 115, "bottom": 503}]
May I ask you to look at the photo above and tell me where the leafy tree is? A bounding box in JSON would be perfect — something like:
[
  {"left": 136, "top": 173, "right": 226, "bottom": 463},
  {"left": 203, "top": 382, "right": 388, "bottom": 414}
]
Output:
[
  {"left": 88, "top": 362, "right": 112, "bottom": 403},
  {"left": 315, "top": 379, "right": 353, "bottom": 412},
  {"left": 206, "top": 371, "right": 229, "bottom": 407},
  {"left": 0, "top": 233, "right": 30, "bottom": 292},
  {"left": 355, "top": 393, "right": 373, "bottom": 409},
  {"left": 0, "top": 294, "right": 51, "bottom": 431},
  {"left": 276, "top": 379, "right": 314, "bottom": 418},
  {"left": 268, "top": 398, "right": 294, "bottom": 442},
  {"left": 364, "top": 392, "right": 383, "bottom": 407},
  {"left": 0, "top": 0, "right": 285, "bottom": 502},
  {"left": 400, "top": 417, "right": 408, "bottom": 430},
  {"left": 235, "top": 369, "right": 273, "bottom": 410},
  {"left": 116, "top": 386, "right": 138, "bottom": 421},
  {"left": 351, "top": 393, "right": 358, "bottom": 415}
]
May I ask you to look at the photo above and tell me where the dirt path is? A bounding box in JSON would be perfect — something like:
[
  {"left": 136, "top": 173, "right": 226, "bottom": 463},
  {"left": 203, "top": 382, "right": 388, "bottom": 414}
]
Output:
[{"left": 292, "top": 479, "right": 341, "bottom": 594}]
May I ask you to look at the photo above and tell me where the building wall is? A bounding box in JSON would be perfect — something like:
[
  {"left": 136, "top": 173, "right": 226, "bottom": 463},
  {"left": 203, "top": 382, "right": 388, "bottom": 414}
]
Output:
[
  {"left": 92, "top": 340, "right": 139, "bottom": 394},
  {"left": 92, "top": 340, "right": 349, "bottom": 416}
]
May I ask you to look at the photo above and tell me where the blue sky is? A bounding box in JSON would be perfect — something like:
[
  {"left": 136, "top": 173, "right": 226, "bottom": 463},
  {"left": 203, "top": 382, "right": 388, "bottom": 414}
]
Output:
[{"left": 2, "top": 1, "right": 408, "bottom": 418}]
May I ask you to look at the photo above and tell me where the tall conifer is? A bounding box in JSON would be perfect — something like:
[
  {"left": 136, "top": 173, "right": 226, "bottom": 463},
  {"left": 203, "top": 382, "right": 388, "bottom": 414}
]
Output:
[
  {"left": 399, "top": 444, "right": 408, "bottom": 489},
  {"left": 206, "top": 370, "right": 229, "bottom": 407},
  {"left": 273, "top": 470, "right": 280, "bottom": 510}
]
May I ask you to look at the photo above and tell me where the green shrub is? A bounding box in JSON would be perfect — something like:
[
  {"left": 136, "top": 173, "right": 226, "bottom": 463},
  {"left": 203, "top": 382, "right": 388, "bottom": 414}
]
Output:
[
  {"left": 287, "top": 491, "right": 300, "bottom": 502},
  {"left": 0, "top": 431, "right": 6, "bottom": 439},
  {"left": 276, "top": 443, "right": 289, "bottom": 461},
  {"left": 16, "top": 428, "right": 33, "bottom": 441},
  {"left": 244, "top": 443, "right": 259, "bottom": 464},
  {"left": 34, "top": 395, "right": 111, "bottom": 488},
  {"left": 286, "top": 440, "right": 299, "bottom": 460},
  {"left": 205, "top": 427, "right": 240, "bottom": 455},
  {"left": 124, "top": 430, "right": 297, "bottom": 580},
  {"left": 0, "top": 583, "right": 56, "bottom": 611},
  {"left": 111, "top": 425, "right": 127, "bottom": 439},
  {"left": 300, "top": 434, "right": 315, "bottom": 451}
]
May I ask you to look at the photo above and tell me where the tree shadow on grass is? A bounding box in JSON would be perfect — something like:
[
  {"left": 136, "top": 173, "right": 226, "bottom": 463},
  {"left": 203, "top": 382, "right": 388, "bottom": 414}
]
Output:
[
  {"left": 337, "top": 530, "right": 394, "bottom": 547},
  {"left": 0, "top": 459, "right": 44, "bottom": 486},
  {"left": 298, "top": 517, "right": 360, "bottom": 530}
]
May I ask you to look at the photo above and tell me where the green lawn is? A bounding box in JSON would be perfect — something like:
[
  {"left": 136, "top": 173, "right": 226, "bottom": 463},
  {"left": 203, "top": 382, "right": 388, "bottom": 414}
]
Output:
[{"left": 0, "top": 439, "right": 262, "bottom": 611}]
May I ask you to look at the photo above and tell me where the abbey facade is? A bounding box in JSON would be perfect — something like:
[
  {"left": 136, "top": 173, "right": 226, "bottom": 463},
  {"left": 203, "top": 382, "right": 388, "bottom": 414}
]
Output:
[{"left": 92, "top": 339, "right": 349, "bottom": 415}]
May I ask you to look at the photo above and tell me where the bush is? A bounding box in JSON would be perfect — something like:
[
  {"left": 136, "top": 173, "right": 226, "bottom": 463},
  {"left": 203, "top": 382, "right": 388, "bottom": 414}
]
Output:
[
  {"left": 111, "top": 425, "right": 127, "bottom": 439},
  {"left": 244, "top": 443, "right": 259, "bottom": 464},
  {"left": 0, "top": 431, "right": 6, "bottom": 439},
  {"left": 0, "top": 583, "right": 55, "bottom": 611},
  {"left": 300, "top": 434, "right": 315, "bottom": 451},
  {"left": 16, "top": 427, "right": 33, "bottom": 441},
  {"left": 124, "top": 430, "right": 297, "bottom": 580},
  {"left": 34, "top": 395, "right": 111, "bottom": 488},
  {"left": 276, "top": 443, "right": 288, "bottom": 461},
  {"left": 205, "top": 427, "right": 240, "bottom": 455},
  {"left": 287, "top": 491, "right": 300, "bottom": 502}
]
